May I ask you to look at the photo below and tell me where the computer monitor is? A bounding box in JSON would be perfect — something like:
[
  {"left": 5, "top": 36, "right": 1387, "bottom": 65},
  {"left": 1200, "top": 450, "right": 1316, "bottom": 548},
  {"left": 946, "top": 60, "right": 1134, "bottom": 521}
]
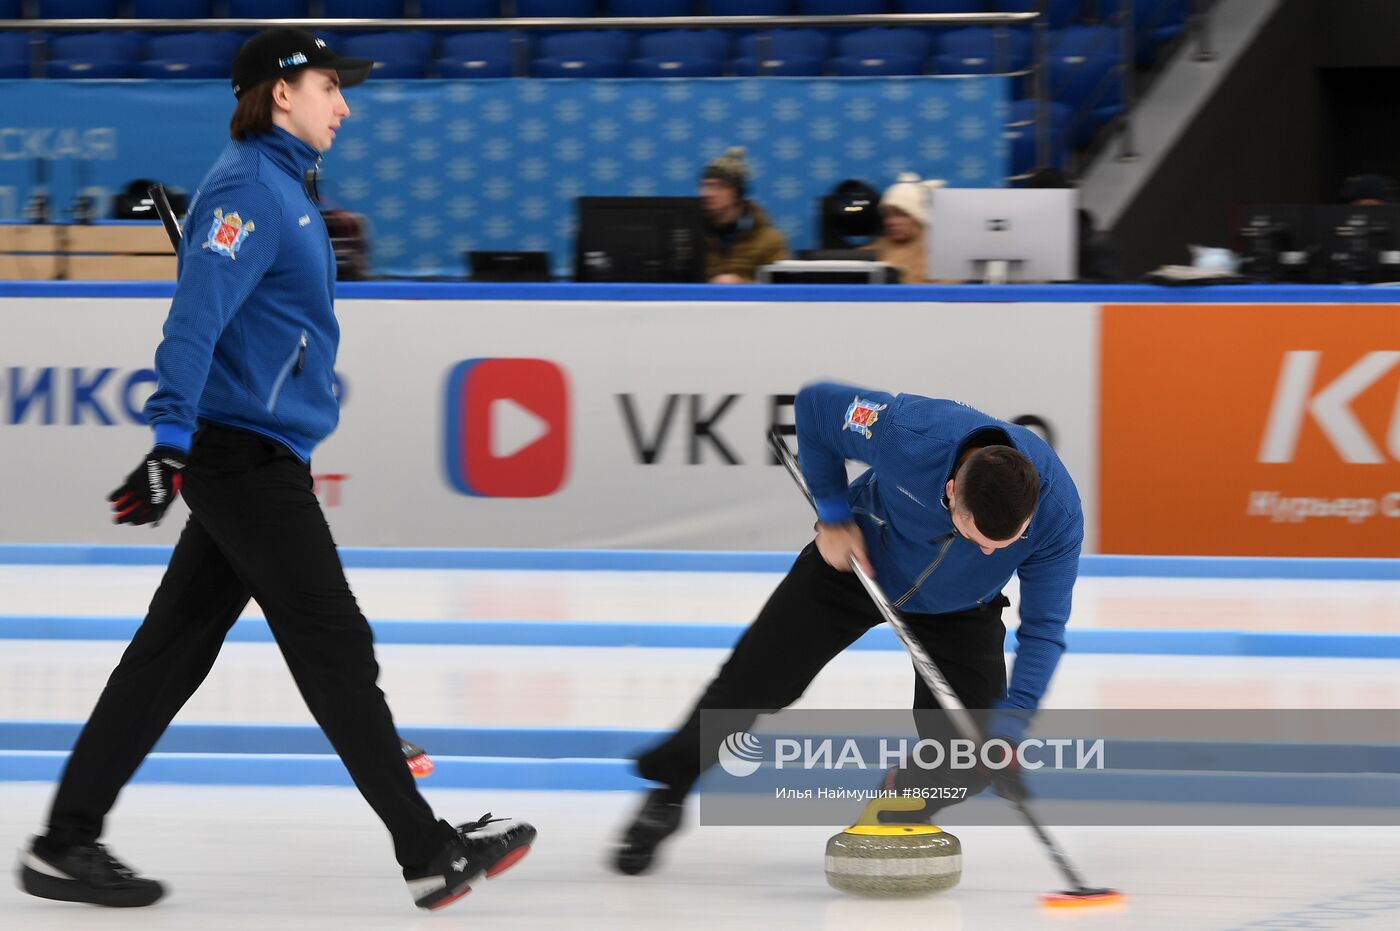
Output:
[
  {"left": 1237, "top": 205, "right": 1315, "bottom": 282},
  {"left": 928, "top": 189, "right": 1077, "bottom": 283},
  {"left": 466, "top": 250, "right": 553, "bottom": 282},
  {"left": 574, "top": 197, "right": 706, "bottom": 283},
  {"left": 1316, "top": 204, "right": 1400, "bottom": 283}
]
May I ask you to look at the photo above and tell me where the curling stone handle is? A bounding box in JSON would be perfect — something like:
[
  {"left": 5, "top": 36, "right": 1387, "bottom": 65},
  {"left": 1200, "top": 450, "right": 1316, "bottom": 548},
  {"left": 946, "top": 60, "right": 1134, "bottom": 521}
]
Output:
[{"left": 852, "top": 796, "right": 927, "bottom": 827}]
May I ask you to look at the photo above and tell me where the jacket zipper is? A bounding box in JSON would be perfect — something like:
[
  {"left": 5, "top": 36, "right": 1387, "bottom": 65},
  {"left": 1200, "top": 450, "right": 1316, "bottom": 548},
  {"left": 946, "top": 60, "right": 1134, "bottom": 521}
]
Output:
[
  {"left": 265, "top": 330, "right": 308, "bottom": 413},
  {"left": 892, "top": 533, "right": 955, "bottom": 608}
]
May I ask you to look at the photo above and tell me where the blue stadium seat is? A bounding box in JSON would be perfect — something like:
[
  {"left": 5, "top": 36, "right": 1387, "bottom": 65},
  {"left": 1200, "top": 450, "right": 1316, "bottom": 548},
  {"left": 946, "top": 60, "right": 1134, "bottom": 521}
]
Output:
[
  {"left": 637, "top": 28, "right": 728, "bottom": 61},
  {"left": 343, "top": 31, "right": 435, "bottom": 80},
  {"left": 736, "top": 28, "right": 829, "bottom": 61},
  {"left": 0, "top": 0, "right": 19, "bottom": 17},
  {"left": 838, "top": 27, "right": 931, "bottom": 59},
  {"left": 48, "top": 60, "right": 135, "bottom": 78},
  {"left": 1047, "top": 25, "right": 1123, "bottom": 146},
  {"left": 629, "top": 56, "right": 723, "bottom": 77},
  {"left": 47, "top": 32, "right": 140, "bottom": 78},
  {"left": 516, "top": 0, "right": 598, "bottom": 16},
  {"left": 932, "top": 26, "right": 1031, "bottom": 73},
  {"left": 995, "top": 0, "right": 1089, "bottom": 30},
  {"left": 131, "top": 0, "right": 214, "bottom": 16},
  {"left": 140, "top": 32, "right": 240, "bottom": 78},
  {"left": 631, "top": 29, "right": 726, "bottom": 77},
  {"left": 708, "top": 0, "right": 790, "bottom": 13},
  {"left": 894, "top": 1, "right": 989, "bottom": 55},
  {"left": 228, "top": 0, "right": 310, "bottom": 17},
  {"left": 323, "top": 0, "right": 404, "bottom": 16},
  {"left": 36, "top": 0, "right": 119, "bottom": 16},
  {"left": 533, "top": 57, "right": 624, "bottom": 76},
  {"left": 436, "top": 31, "right": 516, "bottom": 77},
  {"left": 538, "top": 29, "right": 629, "bottom": 59},
  {"left": 0, "top": 33, "right": 31, "bottom": 79},
  {"left": 730, "top": 54, "right": 823, "bottom": 76},
  {"left": 1098, "top": 0, "right": 1188, "bottom": 66},
  {"left": 1005, "top": 98, "right": 1070, "bottom": 175},
  {"left": 834, "top": 25, "right": 928, "bottom": 76},
  {"left": 610, "top": 0, "right": 692, "bottom": 14},
  {"left": 534, "top": 30, "right": 627, "bottom": 76},
  {"left": 832, "top": 53, "right": 922, "bottom": 75},
  {"left": 419, "top": 0, "right": 500, "bottom": 15},
  {"left": 798, "top": 0, "right": 888, "bottom": 12}
]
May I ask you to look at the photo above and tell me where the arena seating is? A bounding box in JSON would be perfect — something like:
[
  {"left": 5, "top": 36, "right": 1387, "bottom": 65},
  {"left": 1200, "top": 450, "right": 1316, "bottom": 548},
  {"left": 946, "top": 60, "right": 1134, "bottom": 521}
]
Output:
[
  {"left": 140, "top": 29, "right": 239, "bottom": 77},
  {"left": 132, "top": 0, "right": 215, "bottom": 17},
  {"left": 0, "top": 1, "right": 1193, "bottom": 172},
  {"left": 0, "top": 30, "right": 28, "bottom": 78},
  {"left": 434, "top": 29, "right": 516, "bottom": 77},
  {"left": 419, "top": 1, "right": 501, "bottom": 16},
  {"left": 36, "top": 0, "right": 121, "bottom": 16},
  {"left": 342, "top": 30, "right": 436, "bottom": 78}
]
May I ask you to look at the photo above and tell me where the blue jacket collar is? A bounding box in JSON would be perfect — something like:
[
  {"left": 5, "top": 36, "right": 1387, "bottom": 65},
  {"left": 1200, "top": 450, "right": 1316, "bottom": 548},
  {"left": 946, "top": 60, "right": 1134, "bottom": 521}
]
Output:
[{"left": 252, "top": 126, "right": 321, "bottom": 182}]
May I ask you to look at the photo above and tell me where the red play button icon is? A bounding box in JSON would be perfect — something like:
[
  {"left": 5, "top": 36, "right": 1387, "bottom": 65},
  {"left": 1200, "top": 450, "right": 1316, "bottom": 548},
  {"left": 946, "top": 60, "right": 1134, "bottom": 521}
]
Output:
[{"left": 445, "top": 358, "right": 569, "bottom": 498}]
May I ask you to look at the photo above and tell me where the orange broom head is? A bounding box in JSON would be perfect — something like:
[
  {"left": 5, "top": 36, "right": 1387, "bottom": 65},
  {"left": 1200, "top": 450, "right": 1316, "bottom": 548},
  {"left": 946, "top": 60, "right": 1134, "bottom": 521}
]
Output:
[{"left": 1040, "top": 888, "right": 1125, "bottom": 908}]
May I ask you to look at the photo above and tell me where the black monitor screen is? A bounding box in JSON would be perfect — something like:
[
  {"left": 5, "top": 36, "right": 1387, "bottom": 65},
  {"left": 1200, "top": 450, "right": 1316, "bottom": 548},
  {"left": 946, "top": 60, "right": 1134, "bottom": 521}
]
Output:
[
  {"left": 1239, "top": 205, "right": 1314, "bottom": 253},
  {"left": 1318, "top": 205, "right": 1400, "bottom": 282},
  {"left": 1237, "top": 205, "right": 1315, "bottom": 280},
  {"left": 574, "top": 197, "right": 706, "bottom": 283}
]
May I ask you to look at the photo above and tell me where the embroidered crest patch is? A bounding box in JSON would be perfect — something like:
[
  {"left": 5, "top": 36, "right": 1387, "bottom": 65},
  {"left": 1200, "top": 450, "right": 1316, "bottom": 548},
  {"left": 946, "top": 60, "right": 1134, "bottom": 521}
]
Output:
[
  {"left": 843, "top": 396, "right": 887, "bottom": 439},
  {"left": 204, "top": 208, "right": 254, "bottom": 259}
]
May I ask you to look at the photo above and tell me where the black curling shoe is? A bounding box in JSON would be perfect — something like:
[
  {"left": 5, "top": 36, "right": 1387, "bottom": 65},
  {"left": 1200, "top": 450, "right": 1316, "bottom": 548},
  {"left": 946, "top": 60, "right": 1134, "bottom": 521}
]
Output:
[
  {"left": 614, "top": 789, "right": 684, "bottom": 876},
  {"left": 17, "top": 838, "right": 165, "bottom": 908},
  {"left": 404, "top": 814, "right": 536, "bottom": 911}
]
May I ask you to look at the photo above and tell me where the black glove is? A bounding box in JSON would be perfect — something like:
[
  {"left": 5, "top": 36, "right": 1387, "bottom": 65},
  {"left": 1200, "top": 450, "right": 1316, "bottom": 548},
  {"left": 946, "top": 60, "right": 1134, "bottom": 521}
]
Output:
[
  {"left": 108, "top": 446, "right": 187, "bottom": 526},
  {"left": 978, "top": 738, "right": 1029, "bottom": 803}
]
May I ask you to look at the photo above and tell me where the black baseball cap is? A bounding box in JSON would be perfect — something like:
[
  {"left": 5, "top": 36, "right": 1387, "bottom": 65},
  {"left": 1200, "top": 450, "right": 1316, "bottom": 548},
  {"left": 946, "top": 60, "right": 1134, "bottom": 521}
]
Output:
[{"left": 231, "top": 28, "right": 374, "bottom": 99}]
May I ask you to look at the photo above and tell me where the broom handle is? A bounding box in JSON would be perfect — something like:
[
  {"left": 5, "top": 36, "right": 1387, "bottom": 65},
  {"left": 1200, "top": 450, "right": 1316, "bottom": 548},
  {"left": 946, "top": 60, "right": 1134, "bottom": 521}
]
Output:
[
  {"left": 147, "top": 183, "right": 182, "bottom": 247},
  {"left": 1018, "top": 799, "right": 1090, "bottom": 891},
  {"left": 767, "top": 427, "right": 1094, "bottom": 894}
]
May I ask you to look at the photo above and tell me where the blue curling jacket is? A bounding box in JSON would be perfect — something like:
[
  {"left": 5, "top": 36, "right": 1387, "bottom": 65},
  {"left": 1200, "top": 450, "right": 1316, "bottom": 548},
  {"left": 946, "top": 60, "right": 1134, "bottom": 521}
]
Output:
[
  {"left": 795, "top": 382, "right": 1084, "bottom": 723},
  {"left": 143, "top": 127, "right": 339, "bottom": 462}
]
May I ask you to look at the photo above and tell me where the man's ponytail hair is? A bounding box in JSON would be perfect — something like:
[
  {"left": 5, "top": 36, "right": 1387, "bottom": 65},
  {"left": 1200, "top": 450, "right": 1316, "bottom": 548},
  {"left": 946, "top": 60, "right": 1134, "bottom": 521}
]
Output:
[{"left": 956, "top": 446, "right": 1040, "bottom": 541}]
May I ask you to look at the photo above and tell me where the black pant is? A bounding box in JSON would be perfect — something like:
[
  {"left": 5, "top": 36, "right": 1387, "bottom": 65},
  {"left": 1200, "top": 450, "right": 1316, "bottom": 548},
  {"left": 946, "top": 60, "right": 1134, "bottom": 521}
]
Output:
[
  {"left": 44, "top": 424, "right": 450, "bottom": 868},
  {"left": 637, "top": 543, "right": 1008, "bottom": 815}
]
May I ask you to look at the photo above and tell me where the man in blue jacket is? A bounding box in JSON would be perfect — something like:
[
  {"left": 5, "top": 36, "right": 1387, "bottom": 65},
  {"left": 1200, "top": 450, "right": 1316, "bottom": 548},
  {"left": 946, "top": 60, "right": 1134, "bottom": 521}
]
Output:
[
  {"left": 17, "top": 29, "right": 533, "bottom": 912},
  {"left": 615, "top": 381, "right": 1083, "bottom": 875}
]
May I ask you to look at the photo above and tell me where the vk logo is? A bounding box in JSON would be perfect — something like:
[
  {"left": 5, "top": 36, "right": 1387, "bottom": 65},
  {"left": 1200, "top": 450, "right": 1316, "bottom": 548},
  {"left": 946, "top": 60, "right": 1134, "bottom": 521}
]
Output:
[{"left": 444, "top": 358, "right": 569, "bottom": 498}]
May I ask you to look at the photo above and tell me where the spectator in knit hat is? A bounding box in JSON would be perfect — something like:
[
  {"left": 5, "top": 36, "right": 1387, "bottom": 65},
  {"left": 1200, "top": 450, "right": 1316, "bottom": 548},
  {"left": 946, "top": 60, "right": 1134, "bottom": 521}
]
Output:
[
  {"left": 699, "top": 146, "right": 787, "bottom": 283},
  {"left": 863, "top": 172, "right": 945, "bottom": 284}
]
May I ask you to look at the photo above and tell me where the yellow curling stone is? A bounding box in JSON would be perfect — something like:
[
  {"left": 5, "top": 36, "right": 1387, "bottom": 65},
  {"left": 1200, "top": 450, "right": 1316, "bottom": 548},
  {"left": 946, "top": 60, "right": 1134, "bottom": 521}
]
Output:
[{"left": 824, "top": 797, "right": 962, "bottom": 897}]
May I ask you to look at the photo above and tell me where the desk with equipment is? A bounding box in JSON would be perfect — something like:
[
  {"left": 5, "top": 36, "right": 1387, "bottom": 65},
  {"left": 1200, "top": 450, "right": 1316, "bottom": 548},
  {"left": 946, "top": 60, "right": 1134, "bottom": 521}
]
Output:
[{"left": 0, "top": 223, "right": 175, "bottom": 281}]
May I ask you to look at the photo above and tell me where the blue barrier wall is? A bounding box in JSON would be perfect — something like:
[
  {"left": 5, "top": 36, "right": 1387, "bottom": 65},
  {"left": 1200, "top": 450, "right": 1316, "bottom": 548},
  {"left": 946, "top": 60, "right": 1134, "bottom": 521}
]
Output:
[
  {"left": 0, "top": 76, "right": 1010, "bottom": 278},
  {"left": 5, "top": 280, "right": 1400, "bottom": 303}
]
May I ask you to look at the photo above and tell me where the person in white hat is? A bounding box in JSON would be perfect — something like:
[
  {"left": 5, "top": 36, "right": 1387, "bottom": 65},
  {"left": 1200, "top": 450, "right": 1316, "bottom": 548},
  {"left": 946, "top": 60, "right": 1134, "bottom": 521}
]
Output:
[{"left": 865, "top": 172, "right": 946, "bottom": 284}]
